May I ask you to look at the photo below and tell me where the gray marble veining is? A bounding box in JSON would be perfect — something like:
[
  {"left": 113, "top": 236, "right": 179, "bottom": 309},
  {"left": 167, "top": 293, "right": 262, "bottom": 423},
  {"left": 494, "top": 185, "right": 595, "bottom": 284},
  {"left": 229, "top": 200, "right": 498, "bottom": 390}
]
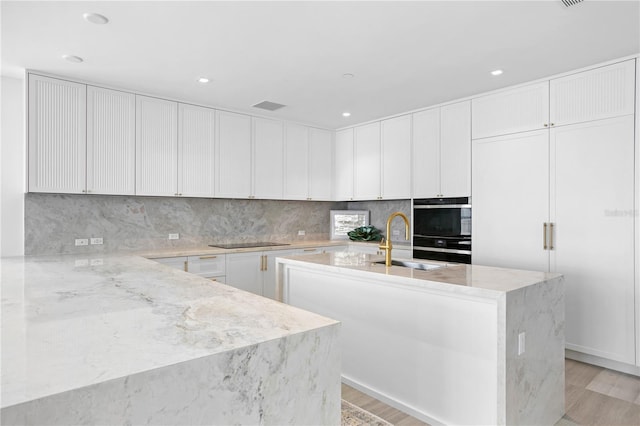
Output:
[
  {"left": 347, "top": 199, "right": 411, "bottom": 242},
  {"left": 1, "top": 254, "right": 341, "bottom": 424},
  {"left": 25, "top": 193, "right": 347, "bottom": 255}
]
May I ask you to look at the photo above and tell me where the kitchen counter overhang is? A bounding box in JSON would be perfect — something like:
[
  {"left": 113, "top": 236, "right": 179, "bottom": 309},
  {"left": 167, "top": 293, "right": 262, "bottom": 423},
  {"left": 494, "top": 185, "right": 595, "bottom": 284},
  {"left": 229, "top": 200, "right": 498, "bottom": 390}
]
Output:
[{"left": 1, "top": 254, "right": 341, "bottom": 425}]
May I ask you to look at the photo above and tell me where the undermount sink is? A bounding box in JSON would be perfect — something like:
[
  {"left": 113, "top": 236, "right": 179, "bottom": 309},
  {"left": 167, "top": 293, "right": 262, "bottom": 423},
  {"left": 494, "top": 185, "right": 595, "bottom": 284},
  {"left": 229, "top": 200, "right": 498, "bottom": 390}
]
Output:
[{"left": 374, "top": 259, "right": 444, "bottom": 271}]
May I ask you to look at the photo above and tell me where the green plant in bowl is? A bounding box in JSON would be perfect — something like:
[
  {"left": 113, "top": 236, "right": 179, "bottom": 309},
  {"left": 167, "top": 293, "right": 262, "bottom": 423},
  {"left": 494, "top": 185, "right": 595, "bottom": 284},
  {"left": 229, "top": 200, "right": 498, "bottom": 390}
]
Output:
[{"left": 347, "top": 225, "right": 382, "bottom": 241}]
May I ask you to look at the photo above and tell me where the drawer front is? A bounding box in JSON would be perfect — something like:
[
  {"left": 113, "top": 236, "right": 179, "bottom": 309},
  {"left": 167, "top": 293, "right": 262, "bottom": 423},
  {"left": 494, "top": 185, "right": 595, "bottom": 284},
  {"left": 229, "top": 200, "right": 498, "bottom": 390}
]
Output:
[
  {"left": 153, "top": 256, "right": 188, "bottom": 271},
  {"left": 188, "top": 254, "right": 226, "bottom": 277}
]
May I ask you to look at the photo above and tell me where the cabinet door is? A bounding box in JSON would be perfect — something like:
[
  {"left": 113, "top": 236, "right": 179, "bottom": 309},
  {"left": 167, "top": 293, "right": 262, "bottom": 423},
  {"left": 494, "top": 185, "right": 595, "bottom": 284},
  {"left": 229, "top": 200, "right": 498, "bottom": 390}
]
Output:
[
  {"left": 472, "top": 81, "right": 549, "bottom": 139},
  {"left": 381, "top": 115, "right": 411, "bottom": 199},
  {"left": 550, "top": 59, "right": 635, "bottom": 127},
  {"left": 86, "top": 86, "right": 135, "bottom": 195},
  {"left": 225, "top": 252, "right": 263, "bottom": 296},
  {"left": 187, "top": 254, "right": 225, "bottom": 278},
  {"left": 177, "top": 104, "right": 215, "bottom": 197},
  {"left": 308, "top": 128, "right": 333, "bottom": 200},
  {"left": 284, "top": 123, "right": 309, "bottom": 200},
  {"left": 135, "top": 96, "right": 178, "bottom": 196},
  {"left": 412, "top": 108, "right": 440, "bottom": 198},
  {"left": 28, "top": 74, "right": 86, "bottom": 193},
  {"left": 472, "top": 130, "right": 549, "bottom": 271},
  {"left": 264, "top": 249, "right": 299, "bottom": 300},
  {"left": 550, "top": 116, "right": 635, "bottom": 364},
  {"left": 354, "top": 122, "right": 381, "bottom": 200},
  {"left": 440, "top": 101, "right": 471, "bottom": 197},
  {"left": 216, "top": 111, "right": 252, "bottom": 198},
  {"left": 253, "top": 117, "right": 284, "bottom": 199},
  {"left": 334, "top": 128, "right": 355, "bottom": 201}
]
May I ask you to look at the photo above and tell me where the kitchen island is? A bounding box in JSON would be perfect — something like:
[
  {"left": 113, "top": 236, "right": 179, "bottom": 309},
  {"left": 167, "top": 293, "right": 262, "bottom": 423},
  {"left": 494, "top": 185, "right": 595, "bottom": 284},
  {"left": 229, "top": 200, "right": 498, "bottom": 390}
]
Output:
[
  {"left": 1, "top": 254, "right": 340, "bottom": 425},
  {"left": 276, "top": 251, "right": 565, "bottom": 425}
]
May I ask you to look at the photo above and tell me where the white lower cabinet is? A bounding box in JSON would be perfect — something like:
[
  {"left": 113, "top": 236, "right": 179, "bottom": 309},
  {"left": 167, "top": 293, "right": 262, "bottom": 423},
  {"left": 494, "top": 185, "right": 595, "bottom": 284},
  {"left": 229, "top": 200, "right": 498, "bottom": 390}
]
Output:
[{"left": 152, "top": 255, "right": 226, "bottom": 282}]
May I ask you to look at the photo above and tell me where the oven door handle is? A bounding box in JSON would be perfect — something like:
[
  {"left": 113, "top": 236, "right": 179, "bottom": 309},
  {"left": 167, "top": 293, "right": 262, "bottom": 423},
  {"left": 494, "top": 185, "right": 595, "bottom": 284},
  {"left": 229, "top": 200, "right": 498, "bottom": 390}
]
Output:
[{"left": 414, "top": 204, "right": 472, "bottom": 209}]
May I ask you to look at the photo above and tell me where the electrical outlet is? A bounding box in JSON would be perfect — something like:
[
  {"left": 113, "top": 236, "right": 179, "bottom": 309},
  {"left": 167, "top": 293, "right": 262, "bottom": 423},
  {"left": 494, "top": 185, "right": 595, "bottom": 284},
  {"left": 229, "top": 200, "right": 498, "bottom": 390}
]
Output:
[
  {"left": 75, "top": 238, "right": 89, "bottom": 246},
  {"left": 298, "top": 230, "right": 306, "bottom": 236},
  {"left": 168, "top": 233, "right": 179, "bottom": 240},
  {"left": 392, "top": 230, "right": 400, "bottom": 237},
  {"left": 74, "top": 259, "right": 89, "bottom": 267},
  {"left": 518, "top": 332, "right": 526, "bottom": 355},
  {"left": 90, "top": 237, "right": 103, "bottom": 245},
  {"left": 90, "top": 258, "right": 104, "bottom": 266}
]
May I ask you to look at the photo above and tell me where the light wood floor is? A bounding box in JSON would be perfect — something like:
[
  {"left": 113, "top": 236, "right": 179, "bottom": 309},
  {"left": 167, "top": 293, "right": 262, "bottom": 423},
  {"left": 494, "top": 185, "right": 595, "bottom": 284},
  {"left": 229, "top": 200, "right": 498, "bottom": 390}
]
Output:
[{"left": 341, "top": 359, "right": 640, "bottom": 425}]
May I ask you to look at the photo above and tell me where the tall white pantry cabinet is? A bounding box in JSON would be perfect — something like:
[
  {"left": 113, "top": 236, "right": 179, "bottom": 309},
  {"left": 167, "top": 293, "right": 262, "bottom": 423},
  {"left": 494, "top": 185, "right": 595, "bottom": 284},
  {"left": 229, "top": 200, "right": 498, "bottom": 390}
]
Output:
[{"left": 472, "top": 59, "right": 637, "bottom": 366}]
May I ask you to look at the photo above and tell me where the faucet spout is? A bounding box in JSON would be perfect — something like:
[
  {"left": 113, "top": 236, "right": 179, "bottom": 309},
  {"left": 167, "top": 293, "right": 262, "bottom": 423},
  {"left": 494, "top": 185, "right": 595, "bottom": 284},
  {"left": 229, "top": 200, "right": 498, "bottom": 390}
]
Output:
[{"left": 379, "top": 212, "right": 410, "bottom": 267}]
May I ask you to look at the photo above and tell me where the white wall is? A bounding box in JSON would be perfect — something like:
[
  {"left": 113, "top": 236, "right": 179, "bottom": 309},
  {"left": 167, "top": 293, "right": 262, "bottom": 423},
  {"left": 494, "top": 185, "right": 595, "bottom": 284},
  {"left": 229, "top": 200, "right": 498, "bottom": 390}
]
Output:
[{"left": 1, "top": 76, "right": 26, "bottom": 256}]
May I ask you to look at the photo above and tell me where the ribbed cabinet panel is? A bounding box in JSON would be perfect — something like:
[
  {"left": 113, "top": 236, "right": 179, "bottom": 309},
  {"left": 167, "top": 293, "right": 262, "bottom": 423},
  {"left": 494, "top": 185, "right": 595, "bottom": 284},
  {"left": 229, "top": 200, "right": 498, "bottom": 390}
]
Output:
[
  {"left": 308, "top": 128, "right": 333, "bottom": 200},
  {"left": 28, "top": 74, "right": 86, "bottom": 193},
  {"left": 550, "top": 59, "right": 636, "bottom": 126},
  {"left": 215, "top": 111, "right": 252, "bottom": 198},
  {"left": 381, "top": 115, "right": 412, "bottom": 200},
  {"left": 178, "top": 104, "right": 215, "bottom": 197},
  {"left": 86, "top": 86, "right": 135, "bottom": 195},
  {"left": 472, "top": 81, "right": 549, "bottom": 139},
  {"left": 283, "top": 123, "right": 309, "bottom": 200},
  {"left": 135, "top": 96, "right": 178, "bottom": 196},
  {"left": 412, "top": 108, "right": 440, "bottom": 198},
  {"left": 353, "top": 122, "right": 381, "bottom": 200},
  {"left": 334, "top": 129, "right": 354, "bottom": 201},
  {"left": 253, "top": 117, "right": 284, "bottom": 199}
]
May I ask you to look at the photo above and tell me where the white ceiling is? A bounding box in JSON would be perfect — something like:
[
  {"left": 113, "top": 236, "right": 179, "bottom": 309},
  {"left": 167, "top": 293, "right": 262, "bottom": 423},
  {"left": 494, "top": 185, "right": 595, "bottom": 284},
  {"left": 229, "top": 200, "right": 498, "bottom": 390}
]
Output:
[{"left": 2, "top": 1, "right": 639, "bottom": 129}]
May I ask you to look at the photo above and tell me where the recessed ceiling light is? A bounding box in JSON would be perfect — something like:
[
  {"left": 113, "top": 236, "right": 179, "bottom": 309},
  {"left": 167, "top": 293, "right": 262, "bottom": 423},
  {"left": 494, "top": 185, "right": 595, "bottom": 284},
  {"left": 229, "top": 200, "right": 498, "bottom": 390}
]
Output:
[
  {"left": 491, "top": 69, "right": 503, "bottom": 76},
  {"left": 342, "top": 73, "right": 355, "bottom": 79},
  {"left": 83, "top": 12, "right": 109, "bottom": 25},
  {"left": 198, "top": 77, "right": 210, "bottom": 83},
  {"left": 342, "top": 112, "right": 351, "bottom": 117},
  {"left": 62, "top": 55, "right": 83, "bottom": 63}
]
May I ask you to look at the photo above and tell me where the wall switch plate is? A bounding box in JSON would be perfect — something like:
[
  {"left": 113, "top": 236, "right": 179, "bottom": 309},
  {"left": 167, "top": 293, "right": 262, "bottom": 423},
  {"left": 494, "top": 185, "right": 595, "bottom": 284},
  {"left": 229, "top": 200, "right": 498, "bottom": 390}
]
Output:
[
  {"left": 75, "top": 238, "right": 89, "bottom": 246},
  {"left": 518, "top": 332, "right": 526, "bottom": 355},
  {"left": 168, "top": 233, "right": 179, "bottom": 240},
  {"left": 90, "top": 237, "right": 103, "bottom": 245},
  {"left": 74, "top": 259, "right": 89, "bottom": 267},
  {"left": 90, "top": 258, "right": 104, "bottom": 266},
  {"left": 298, "top": 230, "right": 306, "bottom": 236},
  {"left": 392, "top": 230, "right": 400, "bottom": 237}
]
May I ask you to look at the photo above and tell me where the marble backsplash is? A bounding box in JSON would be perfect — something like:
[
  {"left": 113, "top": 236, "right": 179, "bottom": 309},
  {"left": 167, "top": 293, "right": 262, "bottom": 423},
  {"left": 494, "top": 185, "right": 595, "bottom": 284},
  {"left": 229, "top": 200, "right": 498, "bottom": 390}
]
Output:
[
  {"left": 25, "top": 194, "right": 346, "bottom": 255},
  {"left": 24, "top": 194, "right": 411, "bottom": 255},
  {"left": 346, "top": 199, "right": 412, "bottom": 242}
]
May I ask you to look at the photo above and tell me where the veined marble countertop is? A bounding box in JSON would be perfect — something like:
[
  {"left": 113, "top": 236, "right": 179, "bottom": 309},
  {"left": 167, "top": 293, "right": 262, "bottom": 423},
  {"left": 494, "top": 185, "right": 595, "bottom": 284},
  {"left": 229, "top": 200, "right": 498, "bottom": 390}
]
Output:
[
  {"left": 0, "top": 254, "right": 338, "bottom": 409},
  {"left": 138, "top": 239, "right": 410, "bottom": 259},
  {"left": 277, "top": 252, "right": 563, "bottom": 298}
]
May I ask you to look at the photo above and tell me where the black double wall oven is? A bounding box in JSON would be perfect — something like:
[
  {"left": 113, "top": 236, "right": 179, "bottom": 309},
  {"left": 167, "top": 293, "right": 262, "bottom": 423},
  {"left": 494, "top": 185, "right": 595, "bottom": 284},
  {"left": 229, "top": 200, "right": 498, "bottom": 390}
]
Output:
[{"left": 413, "top": 197, "right": 471, "bottom": 264}]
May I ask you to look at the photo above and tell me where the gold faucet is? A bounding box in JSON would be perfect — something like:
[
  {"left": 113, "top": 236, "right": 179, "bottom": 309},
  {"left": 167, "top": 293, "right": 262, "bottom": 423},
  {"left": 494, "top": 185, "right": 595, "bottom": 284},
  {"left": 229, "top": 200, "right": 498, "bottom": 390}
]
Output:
[{"left": 379, "top": 212, "right": 410, "bottom": 267}]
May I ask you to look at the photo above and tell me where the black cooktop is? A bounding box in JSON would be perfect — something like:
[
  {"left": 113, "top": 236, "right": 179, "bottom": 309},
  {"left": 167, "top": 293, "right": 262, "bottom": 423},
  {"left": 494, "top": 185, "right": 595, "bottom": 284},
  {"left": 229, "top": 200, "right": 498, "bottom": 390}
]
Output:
[{"left": 208, "top": 242, "right": 291, "bottom": 249}]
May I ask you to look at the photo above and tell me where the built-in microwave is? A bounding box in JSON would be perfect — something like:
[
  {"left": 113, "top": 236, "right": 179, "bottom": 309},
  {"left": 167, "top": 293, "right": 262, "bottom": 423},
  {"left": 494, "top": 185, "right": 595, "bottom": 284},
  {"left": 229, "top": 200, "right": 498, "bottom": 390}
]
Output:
[{"left": 413, "top": 197, "right": 471, "bottom": 264}]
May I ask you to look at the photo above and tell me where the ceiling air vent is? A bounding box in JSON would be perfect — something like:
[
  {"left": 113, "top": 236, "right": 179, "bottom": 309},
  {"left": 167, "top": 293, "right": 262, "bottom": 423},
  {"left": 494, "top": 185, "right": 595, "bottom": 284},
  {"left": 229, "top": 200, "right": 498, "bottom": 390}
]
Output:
[
  {"left": 561, "top": 0, "right": 584, "bottom": 7},
  {"left": 252, "top": 100, "right": 286, "bottom": 111}
]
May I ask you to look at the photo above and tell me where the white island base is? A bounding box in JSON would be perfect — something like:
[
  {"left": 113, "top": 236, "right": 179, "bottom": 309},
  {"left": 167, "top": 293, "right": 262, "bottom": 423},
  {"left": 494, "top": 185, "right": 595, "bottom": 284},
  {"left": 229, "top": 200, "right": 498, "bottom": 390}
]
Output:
[{"left": 277, "top": 252, "right": 565, "bottom": 425}]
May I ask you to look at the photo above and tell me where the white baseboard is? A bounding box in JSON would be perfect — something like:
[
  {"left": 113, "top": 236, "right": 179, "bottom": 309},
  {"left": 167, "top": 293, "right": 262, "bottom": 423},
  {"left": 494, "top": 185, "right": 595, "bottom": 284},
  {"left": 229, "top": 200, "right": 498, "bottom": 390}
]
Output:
[{"left": 566, "top": 350, "right": 640, "bottom": 376}]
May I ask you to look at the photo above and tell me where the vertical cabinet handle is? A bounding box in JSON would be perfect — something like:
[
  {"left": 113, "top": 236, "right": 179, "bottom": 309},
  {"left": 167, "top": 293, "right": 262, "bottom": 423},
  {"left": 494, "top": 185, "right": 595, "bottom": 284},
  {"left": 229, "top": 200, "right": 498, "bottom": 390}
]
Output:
[
  {"left": 183, "top": 260, "right": 188, "bottom": 272},
  {"left": 263, "top": 255, "right": 268, "bottom": 271},
  {"left": 543, "top": 223, "right": 548, "bottom": 250},
  {"left": 549, "top": 223, "right": 555, "bottom": 250}
]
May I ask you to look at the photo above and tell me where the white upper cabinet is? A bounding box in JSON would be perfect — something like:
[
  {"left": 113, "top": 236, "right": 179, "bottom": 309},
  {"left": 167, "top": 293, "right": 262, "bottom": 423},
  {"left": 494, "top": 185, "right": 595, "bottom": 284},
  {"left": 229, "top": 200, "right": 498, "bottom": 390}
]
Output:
[
  {"left": 284, "top": 123, "right": 309, "bottom": 200},
  {"left": 87, "top": 86, "right": 136, "bottom": 195},
  {"left": 28, "top": 74, "right": 87, "bottom": 193},
  {"left": 334, "top": 128, "right": 355, "bottom": 201},
  {"left": 472, "top": 81, "right": 549, "bottom": 139},
  {"left": 354, "top": 122, "right": 381, "bottom": 200},
  {"left": 413, "top": 101, "right": 471, "bottom": 198},
  {"left": 178, "top": 104, "right": 215, "bottom": 197},
  {"left": 381, "top": 115, "right": 412, "bottom": 200},
  {"left": 135, "top": 95, "right": 178, "bottom": 196},
  {"left": 550, "top": 59, "right": 635, "bottom": 127},
  {"left": 253, "top": 117, "right": 284, "bottom": 200},
  {"left": 308, "top": 128, "right": 333, "bottom": 200},
  {"left": 440, "top": 101, "right": 471, "bottom": 197},
  {"left": 412, "top": 108, "right": 440, "bottom": 198},
  {"left": 216, "top": 111, "right": 252, "bottom": 198}
]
